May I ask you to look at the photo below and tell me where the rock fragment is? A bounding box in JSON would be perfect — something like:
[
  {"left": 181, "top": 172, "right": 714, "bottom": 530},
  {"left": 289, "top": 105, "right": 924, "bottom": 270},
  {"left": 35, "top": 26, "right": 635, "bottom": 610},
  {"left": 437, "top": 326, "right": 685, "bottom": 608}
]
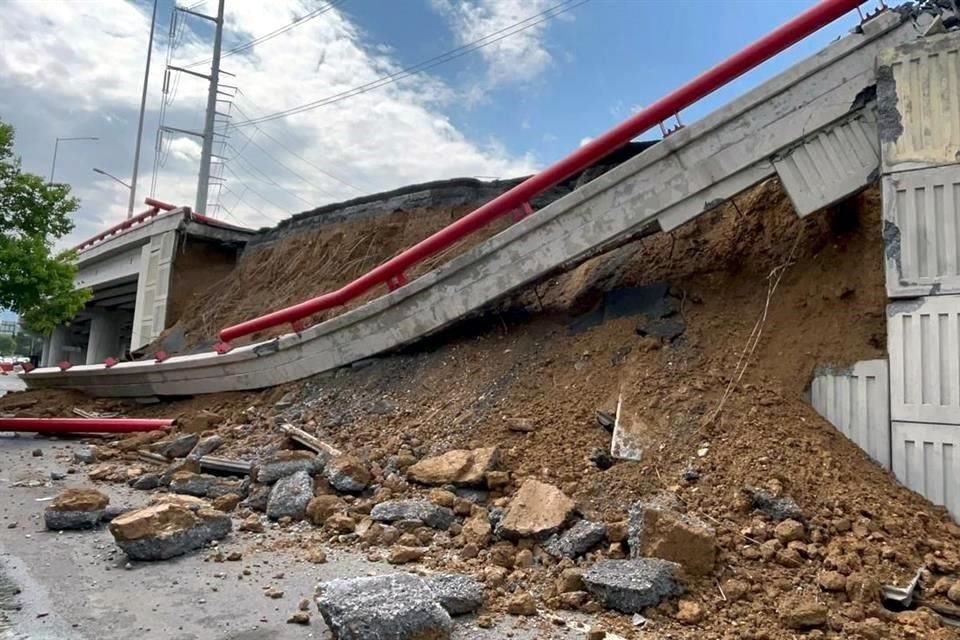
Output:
[
  {"left": 742, "top": 487, "right": 803, "bottom": 521},
  {"left": 187, "top": 435, "right": 223, "bottom": 460},
  {"left": 44, "top": 488, "right": 109, "bottom": 530},
  {"left": 109, "top": 499, "right": 231, "bottom": 561},
  {"left": 325, "top": 455, "right": 371, "bottom": 493},
  {"left": 582, "top": 559, "right": 682, "bottom": 613},
  {"left": 370, "top": 500, "right": 454, "bottom": 530},
  {"left": 628, "top": 494, "right": 715, "bottom": 576},
  {"left": 497, "top": 479, "right": 575, "bottom": 539},
  {"left": 778, "top": 595, "right": 827, "bottom": 629},
  {"left": 254, "top": 451, "right": 323, "bottom": 484},
  {"left": 306, "top": 495, "right": 344, "bottom": 526},
  {"left": 545, "top": 519, "right": 607, "bottom": 558},
  {"left": 131, "top": 473, "right": 160, "bottom": 491},
  {"left": 315, "top": 572, "right": 480, "bottom": 640},
  {"left": 266, "top": 470, "right": 313, "bottom": 520},
  {"left": 159, "top": 434, "right": 200, "bottom": 459},
  {"left": 407, "top": 447, "right": 499, "bottom": 487}
]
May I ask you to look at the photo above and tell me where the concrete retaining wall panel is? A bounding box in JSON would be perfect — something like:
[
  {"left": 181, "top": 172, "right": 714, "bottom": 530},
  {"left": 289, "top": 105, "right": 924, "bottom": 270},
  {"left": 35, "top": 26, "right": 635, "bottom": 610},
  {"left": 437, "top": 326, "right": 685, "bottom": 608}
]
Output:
[
  {"left": 773, "top": 112, "right": 880, "bottom": 217},
  {"left": 892, "top": 420, "right": 960, "bottom": 520},
  {"left": 130, "top": 230, "right": 176, "bottom": 350},
  {"left": 884, "top": 166, "right": 960, "bottom": 297},
  {"left": 811, "top": 359, "right": 890, "bottom": 468},
  {"left": 878, "top": 33, "right": 960, "bottom": 174},
  {"left": 888, "top": 295, "right": 960, "bottom": 423}
]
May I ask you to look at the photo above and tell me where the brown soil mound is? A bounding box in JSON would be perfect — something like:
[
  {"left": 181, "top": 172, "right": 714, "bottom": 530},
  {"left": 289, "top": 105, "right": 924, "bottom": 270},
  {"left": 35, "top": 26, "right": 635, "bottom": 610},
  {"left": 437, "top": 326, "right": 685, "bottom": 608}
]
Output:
[
  {"left": 5, "top": 180, "right": 958, "bottom": 639},
  {"left": 164, "top": 204, "right": 512, "bottom": 351}
]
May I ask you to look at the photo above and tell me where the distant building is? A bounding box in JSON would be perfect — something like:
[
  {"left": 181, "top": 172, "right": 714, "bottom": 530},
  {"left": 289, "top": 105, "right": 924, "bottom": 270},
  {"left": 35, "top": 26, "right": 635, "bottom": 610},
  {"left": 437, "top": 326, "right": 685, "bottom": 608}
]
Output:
[{"left": 0, "top": 320, "right": 19, "bottom": 336}]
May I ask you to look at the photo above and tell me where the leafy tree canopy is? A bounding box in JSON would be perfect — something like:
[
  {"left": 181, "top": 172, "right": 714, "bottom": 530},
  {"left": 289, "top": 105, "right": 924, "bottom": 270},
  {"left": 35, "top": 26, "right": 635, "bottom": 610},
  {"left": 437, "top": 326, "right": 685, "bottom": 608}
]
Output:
[{"left": 0, "top": 119, "right": 90, "bottom": 334}]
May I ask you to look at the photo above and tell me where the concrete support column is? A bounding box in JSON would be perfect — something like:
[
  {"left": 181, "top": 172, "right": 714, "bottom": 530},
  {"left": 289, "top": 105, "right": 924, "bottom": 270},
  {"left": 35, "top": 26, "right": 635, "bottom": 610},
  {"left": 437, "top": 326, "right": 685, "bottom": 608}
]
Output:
[
  {"left": 41, "top": 326, "right": 68, "bottom": 367},
  {"left": 87, "top": 311, "right": 121, "bottom": 364}
]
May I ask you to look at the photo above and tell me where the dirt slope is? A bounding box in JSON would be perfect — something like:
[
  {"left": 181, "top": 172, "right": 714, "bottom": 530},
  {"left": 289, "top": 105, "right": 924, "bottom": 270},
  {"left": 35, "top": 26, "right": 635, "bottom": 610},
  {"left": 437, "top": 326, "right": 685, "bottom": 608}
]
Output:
[{"left": 5, "top": 180, "right": 959, "bottom": 638}]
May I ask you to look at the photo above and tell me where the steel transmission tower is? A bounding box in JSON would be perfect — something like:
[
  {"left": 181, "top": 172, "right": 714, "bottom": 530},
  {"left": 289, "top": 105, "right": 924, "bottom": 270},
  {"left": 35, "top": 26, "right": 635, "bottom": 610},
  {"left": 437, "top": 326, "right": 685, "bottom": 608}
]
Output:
[{"left": 161, "top": 0, "right": 226, "bottom": 214}]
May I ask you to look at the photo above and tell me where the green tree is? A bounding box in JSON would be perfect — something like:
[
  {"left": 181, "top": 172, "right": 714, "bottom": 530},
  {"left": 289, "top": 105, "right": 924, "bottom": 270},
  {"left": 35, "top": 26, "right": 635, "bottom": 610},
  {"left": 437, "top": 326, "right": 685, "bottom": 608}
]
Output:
[
  {"left": 0, "top": 334, "right": 14, "bottom": 356},
  {"left": 0, "top": 119, "right": 90, "bottom": 334}
]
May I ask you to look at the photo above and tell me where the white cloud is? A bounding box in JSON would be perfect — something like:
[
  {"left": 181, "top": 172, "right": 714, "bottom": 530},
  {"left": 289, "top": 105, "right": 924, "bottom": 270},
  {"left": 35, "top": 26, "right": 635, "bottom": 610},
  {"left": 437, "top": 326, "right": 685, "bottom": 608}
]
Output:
[
  {"left": 432, "top": 0, "right": 559, "bottom": 85},
  {"left": 0, "top": 0, "right": 539, "bottom": 242}
]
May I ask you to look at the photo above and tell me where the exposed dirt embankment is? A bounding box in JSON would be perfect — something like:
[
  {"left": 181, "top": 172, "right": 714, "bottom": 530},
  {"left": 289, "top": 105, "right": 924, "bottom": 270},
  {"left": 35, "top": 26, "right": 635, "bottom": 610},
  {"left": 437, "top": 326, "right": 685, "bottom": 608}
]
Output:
[{"left": 156, "top": 143, "right": 655, "bottom": 354}]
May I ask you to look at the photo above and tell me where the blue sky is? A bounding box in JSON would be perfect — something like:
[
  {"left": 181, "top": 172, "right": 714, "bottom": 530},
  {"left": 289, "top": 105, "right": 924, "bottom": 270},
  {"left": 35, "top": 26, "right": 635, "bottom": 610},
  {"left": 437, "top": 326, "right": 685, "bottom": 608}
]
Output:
[{"left": 0, "top": 0, "right": 868, "bottom": 242}]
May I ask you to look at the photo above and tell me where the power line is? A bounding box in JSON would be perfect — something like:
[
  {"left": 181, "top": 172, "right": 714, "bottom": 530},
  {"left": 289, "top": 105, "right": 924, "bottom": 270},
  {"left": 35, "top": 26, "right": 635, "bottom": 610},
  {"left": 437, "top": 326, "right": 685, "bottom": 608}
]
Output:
[
  {"left": 225, "top": 147, "right": 318, "bottom": 209},
  {"left": 184, "top": 0, "right": 347, "bottom": 69},
  {"left": 222, "top": 165, "right": 296, "bottom": 215},
  {"left": 231, "top": 101, "right": 365, "bottom": 194},
  {"left": 232, "top": 0, "right": 591, "bottom": 127},
  {"left": 228, "top": 123, "right": 337, "bottom": 199}
]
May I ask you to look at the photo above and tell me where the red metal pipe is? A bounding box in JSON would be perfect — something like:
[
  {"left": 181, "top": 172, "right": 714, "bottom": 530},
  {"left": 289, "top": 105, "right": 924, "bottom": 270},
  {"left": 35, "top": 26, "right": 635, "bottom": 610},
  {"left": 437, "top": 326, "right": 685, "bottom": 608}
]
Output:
[
  {"left": 218, "top": 0, "right": 867, "bottom": 344},
  {"left": 0, "top": 417, "right": 172, "bottom": 434},
  {"left": 144, "top": 197, "right": 176, "bottom": 211}
]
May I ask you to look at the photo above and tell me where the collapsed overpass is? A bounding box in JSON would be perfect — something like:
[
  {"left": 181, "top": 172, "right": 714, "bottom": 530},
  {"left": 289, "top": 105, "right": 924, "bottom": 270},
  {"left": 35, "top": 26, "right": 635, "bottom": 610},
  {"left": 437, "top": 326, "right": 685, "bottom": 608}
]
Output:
[{"left": 41, "top": 202, "right": 253, "bottom": 367}]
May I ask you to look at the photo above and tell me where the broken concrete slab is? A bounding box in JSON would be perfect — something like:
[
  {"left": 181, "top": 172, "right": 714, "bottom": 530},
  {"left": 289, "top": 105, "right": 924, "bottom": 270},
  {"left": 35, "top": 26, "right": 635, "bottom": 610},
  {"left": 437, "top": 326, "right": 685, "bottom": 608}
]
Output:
[
  {"left": 325, "top": 455, "right": 371, "bottom": 493},
  {"left": 628, "top": 492, "right": 716, "bottom": 575},
  {"left": 254, "top": 451, "right": 323, "bottom": 484},
  {"left": 159, "top": 434, "right": 200, "bottom": 459},
  {"left": 406, "top": 447, "right": 499, "bottom": 487},
  {"left": 610, "top": 396, "right": 653, "bottom": 462},
  {"left": 266, "top": 469, "right": 313, "bottom": 520},
  {"left": 544, "top": 519, "right": 608, "bottom": 559},
  {"left": 582, "top": 559, "right": 682, "bottom": 613},
  {"left": 370, "top": 500, "right": 454, "bottom": 530},
  {"left": 168, "top": 471, "right": 247, "bottom": 499},
  {"left": 424, "top": 574, "right": 484, "bottom": 616},
  {"left": 44, "top": 488, "right": 109, "bottom": 530},
  {"left": 315, "top": 572, "right": 481, "bottom": 640},
  {"left": 497, "top": 478, "right": 575, "bottom": 539},
  {"left": 109, "top": 500, "right": 231, "bottom": 561}
]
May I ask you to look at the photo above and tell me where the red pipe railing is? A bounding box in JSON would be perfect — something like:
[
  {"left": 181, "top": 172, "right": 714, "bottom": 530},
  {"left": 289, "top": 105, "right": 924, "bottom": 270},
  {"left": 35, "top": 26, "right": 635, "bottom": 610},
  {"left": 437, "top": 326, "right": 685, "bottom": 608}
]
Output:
[
  {"left": 0, "top": 417, "right": 172, "bottom": 433},
  {"left": 217, "top": 0, "right": 866, "bottom": 347},
  {"left": 74, "top": 198, "right": 177, "bottom": 252}
]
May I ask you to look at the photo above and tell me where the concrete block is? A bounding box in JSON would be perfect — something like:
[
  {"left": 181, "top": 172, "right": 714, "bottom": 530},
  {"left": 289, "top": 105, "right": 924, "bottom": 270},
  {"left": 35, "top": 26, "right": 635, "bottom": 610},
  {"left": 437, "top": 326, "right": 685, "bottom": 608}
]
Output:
[
  {"left": 774, "top": 112, "right": 880, "bottom": 217},
  {"left": 888, "top": 296, "right": 960, "bottom": 424},
  {"left": 877, "top": 32, "right": 960, "bottom": 174},
  {"left": 883, "top": 165, "right": 960, "bottom": 297},
  {"left": 810, "top": 359, "right": 890, "bottom": 469},
  {"left": 892, "top": 420, "right": 960, "bottom": 521}
]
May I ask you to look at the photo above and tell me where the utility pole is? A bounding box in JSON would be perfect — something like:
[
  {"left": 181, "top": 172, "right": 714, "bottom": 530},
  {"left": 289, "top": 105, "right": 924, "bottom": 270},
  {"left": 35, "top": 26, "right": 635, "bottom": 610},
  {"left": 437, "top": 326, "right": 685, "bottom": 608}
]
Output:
[
  {"left": 163, "top": 0, "right": 225, "bottom": 215},
  {"left": 196, "top": 0, "right": 225, "bottom": 214},
  {"left": 129, "top": 0, "right": 159, "bottom": 219}
]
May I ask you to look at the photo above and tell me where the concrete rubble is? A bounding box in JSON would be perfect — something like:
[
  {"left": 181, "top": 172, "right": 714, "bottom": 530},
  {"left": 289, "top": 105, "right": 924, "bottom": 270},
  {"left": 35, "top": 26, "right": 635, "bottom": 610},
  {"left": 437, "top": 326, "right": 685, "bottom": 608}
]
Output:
[
  {"left": 315, "top": 572, "right": 482, "bottom": 639},
  {"left": 544, "top": 519, "right": 607, "bottom": 558},
  {"left": 582, "top": 559, "right": 683, "bottom": 613},
  {"left": 370, "top": 499, "right": 455, "bottom": 530},
  {"left": 628, "top": 493, "right": 716, "bottom": 576},
  {"left": 266, "top": 469, "right": 314, "bottom": 520},
  {"left": 406, "top": 447, "right": 500, "bottom": 486},
  {"left": 497, "top": 478, "right": 575, "bottom": 539},
  {"left": 254, "top": 450, "right": 324, "bottom": 484},
  {"left": 109, "top": 495, "right": 231, "bottom": 561},
  {"left": 44, "top": 488, "right": 109, "bottom": 530}
]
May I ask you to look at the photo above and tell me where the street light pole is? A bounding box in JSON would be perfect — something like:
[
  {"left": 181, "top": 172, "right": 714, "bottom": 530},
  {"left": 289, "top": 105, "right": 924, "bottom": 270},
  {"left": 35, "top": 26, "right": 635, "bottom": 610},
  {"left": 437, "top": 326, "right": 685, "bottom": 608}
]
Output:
[
  {"left": 50, "top": 136, "right": 99, "bottom": 183},
  {"left": 93, "top": 167, "right": 133, "bottom": 191},
  {"left": 129, "top": 0, "right": 159, "bottom": 219}
]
